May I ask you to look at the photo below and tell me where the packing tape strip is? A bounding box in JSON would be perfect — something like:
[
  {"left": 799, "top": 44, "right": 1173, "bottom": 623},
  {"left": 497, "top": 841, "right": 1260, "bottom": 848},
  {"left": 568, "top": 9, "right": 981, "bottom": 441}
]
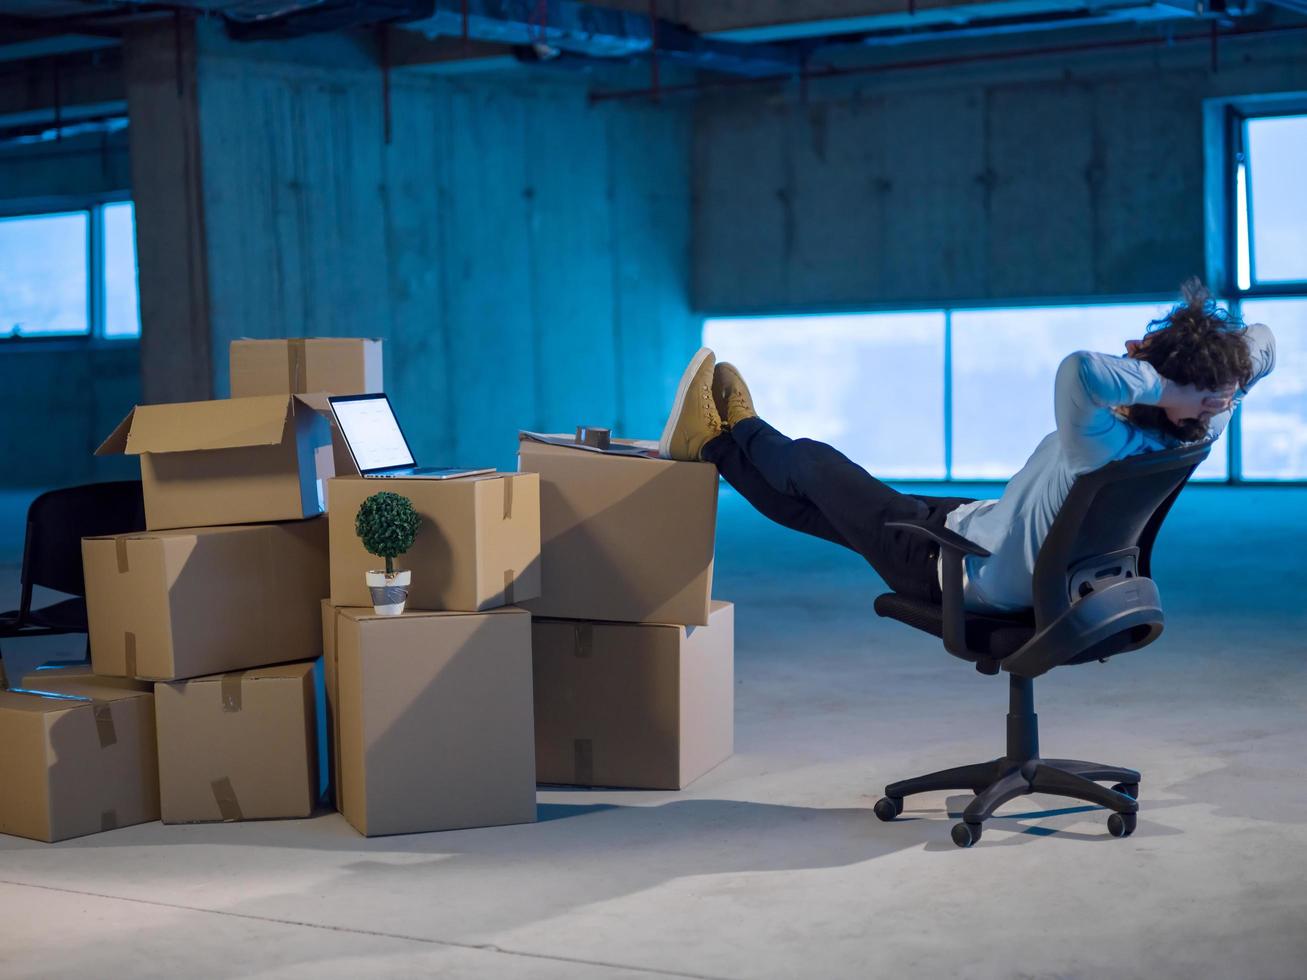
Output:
[
  {"left": 211, "top": 777, "right": 244, "bottom": 822},
  {"left": 92, "top": 702, "right": 117, "bottom": 748},
  {"left": 288, "top": 337, "right": 307, "bottom": 394},
  {"left": 115, "top": 537, "right": 129, "bottom": 574},
  {"left": 503, "top": 569, "right": 515, "bottom": 606},
  {"left": 573, "top": 623, "right": 593, "bottom": 658},
  {"left": 573, "top": 738, "right": 594, "bottom": 786},
  {"left": 220, "top": 673, "right": 243, "bottom": 713},
  {"left": 502, "top": 476, "right": 514, "bottom": 520},
  {"left": 100, "top": 810, "right": 118, "bottom": 832},
  {"left": 124, "top": 632, "right": 137, "bottom": 677}
]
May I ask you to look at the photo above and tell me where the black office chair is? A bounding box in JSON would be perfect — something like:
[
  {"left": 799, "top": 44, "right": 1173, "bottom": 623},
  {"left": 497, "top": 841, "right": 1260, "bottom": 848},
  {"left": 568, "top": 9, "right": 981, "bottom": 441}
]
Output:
[
  {"left": 0, "top": 481, "right": 146, "bottom": 669},
  {"left": 871, "top": 443, "right": 1209, "bottom": 847}
]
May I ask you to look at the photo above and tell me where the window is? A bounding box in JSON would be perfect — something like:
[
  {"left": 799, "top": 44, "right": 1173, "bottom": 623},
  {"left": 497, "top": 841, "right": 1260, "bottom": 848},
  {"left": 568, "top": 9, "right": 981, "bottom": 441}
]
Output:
[
  {"left": 1241, "top": 114, "right": 1307, "bottom": 286},
  {"left": 1228, "top": 106, "right": 1307, "bottom": 481},
  {"left": 704, "top": 300, "right": 1240, "bottom": 483},
  {"left": 103, "top": 202, "right": 141, "bottom": 339},
  {"left": 0, "top": 201, "right": 140, "bottom": 340},
  {"left": 1237, "top": 298, "right": 1306, "bottom": 479},
  {"left": 702, "top": 312, "right": 946, "bottom": 478},
  {"left": 0, "top": 211, "right": 88, "bottom": 338},
  {"left": 947, "top": 302, "right": 1224, "bottom": 480}
]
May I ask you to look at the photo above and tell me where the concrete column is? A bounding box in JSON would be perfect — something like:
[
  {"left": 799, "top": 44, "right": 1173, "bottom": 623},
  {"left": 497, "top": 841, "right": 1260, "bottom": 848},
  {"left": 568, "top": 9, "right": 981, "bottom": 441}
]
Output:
[{"left": 122, "top": 16, "right": 213, "bottom": 403}]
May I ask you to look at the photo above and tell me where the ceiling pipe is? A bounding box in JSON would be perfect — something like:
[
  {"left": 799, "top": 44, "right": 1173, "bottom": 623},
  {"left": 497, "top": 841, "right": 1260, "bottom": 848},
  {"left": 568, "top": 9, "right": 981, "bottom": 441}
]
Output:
[
  {"left": 397, "top": 0, "right": 800, "bottom": 77},
  {"left": 588, "top": 21, "right": 1307, "bottom": 103}
]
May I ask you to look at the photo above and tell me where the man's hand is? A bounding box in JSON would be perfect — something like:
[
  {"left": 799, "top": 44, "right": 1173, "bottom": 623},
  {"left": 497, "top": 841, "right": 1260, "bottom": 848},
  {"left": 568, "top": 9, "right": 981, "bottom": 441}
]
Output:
[{"left": 1157, "top": 379, "right": 1235, "bottom": 422}]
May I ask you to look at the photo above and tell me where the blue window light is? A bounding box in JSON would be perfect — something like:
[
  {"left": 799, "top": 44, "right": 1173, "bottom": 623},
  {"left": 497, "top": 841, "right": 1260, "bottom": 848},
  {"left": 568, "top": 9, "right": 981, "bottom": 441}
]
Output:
[
  {"left": 0, "top": 211, "right": 90, "bottom": 338},
  {"left": 1238, "top": 298, "right": 1307, "bottom": 480},
  {"left": 103, "top": 202, "right": 141, "bottom": 340},
  {"left": 1245, "top": 114, "right": 1307, "bottom": 286},
  {"left": 702, "top": 312, "right": 947, "bottom": 479},
  {"left": 951, "top": 303, "right": 1228, "bottom": 482}
]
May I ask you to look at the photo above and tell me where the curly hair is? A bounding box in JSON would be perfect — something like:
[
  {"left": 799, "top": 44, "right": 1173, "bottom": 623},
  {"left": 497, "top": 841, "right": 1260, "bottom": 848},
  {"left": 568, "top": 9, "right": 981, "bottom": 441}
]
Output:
[{"left": 1123, "top": 278, "right": 1254, "bottom": 443}]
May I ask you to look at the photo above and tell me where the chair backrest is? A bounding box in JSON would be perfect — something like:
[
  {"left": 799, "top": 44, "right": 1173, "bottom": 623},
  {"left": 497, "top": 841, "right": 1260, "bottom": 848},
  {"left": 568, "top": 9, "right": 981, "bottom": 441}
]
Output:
[
  {"left": 1031, "top": 442, "right": 1210, "bottom": 629},
  {"left": 21, "top": 481, "right": 146, "bottom": 602}
]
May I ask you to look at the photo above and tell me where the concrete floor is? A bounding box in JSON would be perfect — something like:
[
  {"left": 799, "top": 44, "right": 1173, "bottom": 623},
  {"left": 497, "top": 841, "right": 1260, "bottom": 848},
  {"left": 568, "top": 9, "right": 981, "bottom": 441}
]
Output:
[{"left": 1, "top": 483, "right": 1305, "bottom": 979}]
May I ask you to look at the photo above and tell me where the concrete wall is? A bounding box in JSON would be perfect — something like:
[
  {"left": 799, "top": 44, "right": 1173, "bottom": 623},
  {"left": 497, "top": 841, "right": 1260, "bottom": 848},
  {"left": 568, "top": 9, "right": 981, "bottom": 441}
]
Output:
[
  {"left": 693, "top": 31, "right": 1307, "bottom": 313},
  {"left": 189, "top": 33, "right": 697, "bottom": 472},
  {"left": 0, "top": 127, "right": 141, "bottom": 489}
]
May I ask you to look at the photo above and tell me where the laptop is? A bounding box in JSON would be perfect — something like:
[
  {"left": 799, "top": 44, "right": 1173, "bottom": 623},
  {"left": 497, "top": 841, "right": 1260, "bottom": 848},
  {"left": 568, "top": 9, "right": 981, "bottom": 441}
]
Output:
[{"left": 328, "top": 393, "right": 493, "bottom": 480}]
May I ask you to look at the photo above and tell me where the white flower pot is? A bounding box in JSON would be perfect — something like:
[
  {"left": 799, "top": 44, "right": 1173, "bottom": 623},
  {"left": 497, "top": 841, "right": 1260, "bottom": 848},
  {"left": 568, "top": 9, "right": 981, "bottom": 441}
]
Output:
[{"left": 366, "top": 569, "right": 412, "bottom": 616}]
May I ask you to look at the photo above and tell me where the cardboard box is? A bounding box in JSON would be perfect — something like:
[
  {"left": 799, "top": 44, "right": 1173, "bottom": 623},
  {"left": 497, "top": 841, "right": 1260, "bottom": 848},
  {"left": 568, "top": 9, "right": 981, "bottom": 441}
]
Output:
[
  {"left": 155, "top": 662, "right": 318, "bottom": 823},
  {"left": 0, "top": 679, "right": 159, "bottom": 842},
  {"left": 230, "top": 338, "right": 383, "bottom": 398},
  {"left": 533, "top": 600, "right": 734, "bottom": 789},
  {"left": 326, "top": 605, "right": 536, "bottom": 836},
  {"left": 96, "top": 395, "right": 332, "bottom": 531},
  {"left": 84, "top": 519, "right": 329, "bottom": 681},
  {"left": 517, "top": 437, "right": 718, "bottom": 626},
  {"left": 328, "top": 473, "right": 541, "bottom": 612}
]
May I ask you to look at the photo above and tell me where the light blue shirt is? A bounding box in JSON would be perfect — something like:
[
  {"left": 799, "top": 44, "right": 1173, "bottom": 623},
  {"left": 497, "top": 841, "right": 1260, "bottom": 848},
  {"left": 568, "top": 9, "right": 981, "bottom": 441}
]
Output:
[{"left": 943, "top": 323, "right": 1277, "bottom": 613}]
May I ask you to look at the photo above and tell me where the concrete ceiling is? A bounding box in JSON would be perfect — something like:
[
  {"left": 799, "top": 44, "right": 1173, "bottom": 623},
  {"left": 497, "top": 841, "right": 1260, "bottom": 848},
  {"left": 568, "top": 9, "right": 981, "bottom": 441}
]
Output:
[
  {"left": 0, "top": 0, "right": 1281, "bottom": 71},
  {"left": 595, "top": 0, "right": 1221, "bottom": 39}
]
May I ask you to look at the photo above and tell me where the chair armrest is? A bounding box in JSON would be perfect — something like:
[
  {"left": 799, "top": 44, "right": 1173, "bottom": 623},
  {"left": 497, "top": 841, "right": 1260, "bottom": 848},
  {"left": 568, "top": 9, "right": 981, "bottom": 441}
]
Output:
[
  {"left": 884, "top": 519, "right": 992, "bottom": 558},
  {"left": 885, "top": 520, "right": 990, "bottom": 657}
]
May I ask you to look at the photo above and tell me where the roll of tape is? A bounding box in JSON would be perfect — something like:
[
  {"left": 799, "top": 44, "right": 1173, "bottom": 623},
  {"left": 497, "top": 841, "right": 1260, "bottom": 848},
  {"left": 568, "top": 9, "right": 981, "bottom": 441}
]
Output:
[{"left": 575, "top": 426, "right": 611, "bottom": 450}]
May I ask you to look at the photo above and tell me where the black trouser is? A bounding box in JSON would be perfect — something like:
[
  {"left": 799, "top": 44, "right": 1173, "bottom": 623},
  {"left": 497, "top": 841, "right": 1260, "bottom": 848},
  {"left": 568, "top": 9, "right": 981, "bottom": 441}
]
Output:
[{"left": 701, "top": 417, "right": 975, "bottom": 604}]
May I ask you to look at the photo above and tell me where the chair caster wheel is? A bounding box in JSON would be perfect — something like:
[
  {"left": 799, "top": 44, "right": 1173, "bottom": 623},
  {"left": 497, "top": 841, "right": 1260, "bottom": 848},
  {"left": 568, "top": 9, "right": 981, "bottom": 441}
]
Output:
[
  {"left": 1111, "top": 782, "right": 1139, "bottom": 799},
  {"left": 1108, "top": 812, "right": 1137, "bottom": 838},
  {"left": 874, "top": 797, "right": 903, "bottom": 822},
  {"left": 951, "top": 822, "right": 982, "bottom": 848}
]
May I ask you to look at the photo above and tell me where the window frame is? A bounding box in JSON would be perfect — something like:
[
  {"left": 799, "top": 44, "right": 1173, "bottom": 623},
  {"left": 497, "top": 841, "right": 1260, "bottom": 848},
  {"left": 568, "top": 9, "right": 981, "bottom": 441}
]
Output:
[
  {"left": 0, "top": 193, "right": 139, "bottom": 346},
  {"left": 1224, "top": 103, "right": 1307, "bottom": 483},
  {"left": 1229, "top": 105, "right": 1307, "bottom": 298}
]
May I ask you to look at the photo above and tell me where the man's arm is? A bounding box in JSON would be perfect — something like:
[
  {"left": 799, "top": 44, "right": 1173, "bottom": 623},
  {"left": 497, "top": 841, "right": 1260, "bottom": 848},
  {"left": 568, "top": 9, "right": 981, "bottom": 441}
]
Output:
[
  {"left": 1204, "top": 322, "right": 1276, "bottom": 441},
  {"left": 1054, "top": 350, "right": 1166, "bottom": 472}
]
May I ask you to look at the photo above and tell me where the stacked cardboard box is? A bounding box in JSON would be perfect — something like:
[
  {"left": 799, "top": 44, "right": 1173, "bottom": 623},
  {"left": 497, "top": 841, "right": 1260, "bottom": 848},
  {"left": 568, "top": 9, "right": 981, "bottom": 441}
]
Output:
[
  {"left": 518, "top": 435, "right": 735, "bottom": 790},
  {"left": 155, "top": 663, "right": 320, "bottom": 824},
  {"left": 1, "top": 667, "right": 159, "bottom": 842},
  {"left": 39, "top": 338, "right": 388, "bottom": 836},
  {"left": 322, "top": 468, "right": 543, "bottom": 836}
]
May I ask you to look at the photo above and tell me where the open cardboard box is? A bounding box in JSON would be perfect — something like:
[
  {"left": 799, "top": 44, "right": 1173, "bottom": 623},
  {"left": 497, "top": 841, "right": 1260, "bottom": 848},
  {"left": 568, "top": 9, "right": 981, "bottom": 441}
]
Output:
[{"left": 96, "top": 394, "right": 332, "bottom": 530}]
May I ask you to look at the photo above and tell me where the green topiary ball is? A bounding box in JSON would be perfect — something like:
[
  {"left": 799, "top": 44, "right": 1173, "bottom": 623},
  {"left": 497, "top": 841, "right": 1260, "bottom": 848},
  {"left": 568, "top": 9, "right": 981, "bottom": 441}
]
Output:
[{"left": 355, "top": 491, "right": 421, "bottom": 575}]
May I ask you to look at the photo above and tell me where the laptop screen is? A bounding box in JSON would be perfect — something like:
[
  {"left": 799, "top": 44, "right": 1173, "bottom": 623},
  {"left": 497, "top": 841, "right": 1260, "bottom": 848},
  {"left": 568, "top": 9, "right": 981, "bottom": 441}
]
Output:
[{"left": 331, "top": 395, "right": 416, "bottom": 472}]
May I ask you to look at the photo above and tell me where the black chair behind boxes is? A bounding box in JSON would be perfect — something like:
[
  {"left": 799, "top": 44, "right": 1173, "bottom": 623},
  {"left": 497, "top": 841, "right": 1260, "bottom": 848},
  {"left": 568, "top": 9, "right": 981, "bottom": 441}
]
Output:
[
  {"left": 0, "top": 481, "right": 146, "bottom": 674},
  {"left": 871, "top": 442, "right": 1209, "bottom": 847}
]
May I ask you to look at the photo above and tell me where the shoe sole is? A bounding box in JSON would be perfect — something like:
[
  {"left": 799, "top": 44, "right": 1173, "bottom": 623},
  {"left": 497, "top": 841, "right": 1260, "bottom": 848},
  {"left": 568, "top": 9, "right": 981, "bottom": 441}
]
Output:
[{"left": 658, "top": 346, "right": 713, "bottom": 460}]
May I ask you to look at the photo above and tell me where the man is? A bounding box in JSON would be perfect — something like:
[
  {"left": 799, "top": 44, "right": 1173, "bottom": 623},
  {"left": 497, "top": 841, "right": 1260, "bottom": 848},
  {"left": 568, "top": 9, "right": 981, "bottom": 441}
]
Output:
[{"left": 659, "top": 281, "right": 1276, "bottom": 614}]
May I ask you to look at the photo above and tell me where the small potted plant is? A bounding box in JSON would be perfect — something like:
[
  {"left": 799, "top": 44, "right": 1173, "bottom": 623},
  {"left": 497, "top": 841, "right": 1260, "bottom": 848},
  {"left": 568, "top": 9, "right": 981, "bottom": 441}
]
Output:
[{"left": 355, "top": 491, "right": 421, "bottom": 616}]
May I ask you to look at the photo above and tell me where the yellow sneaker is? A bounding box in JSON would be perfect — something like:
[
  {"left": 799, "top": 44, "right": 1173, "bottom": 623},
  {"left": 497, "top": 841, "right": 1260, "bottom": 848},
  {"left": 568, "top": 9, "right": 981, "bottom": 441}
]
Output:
[
  {"left": 713, "top": 362, "right": 756, "bottom": 428},
  {"left": 658, "top": 347, "right": 722, "bottom": 461}
]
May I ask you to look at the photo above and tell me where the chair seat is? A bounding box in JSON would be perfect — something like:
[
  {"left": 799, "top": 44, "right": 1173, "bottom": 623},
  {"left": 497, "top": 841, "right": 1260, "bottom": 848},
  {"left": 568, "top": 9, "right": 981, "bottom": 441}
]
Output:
[
  {"left": 873, "top": 592, "right": 1035, "bottom": 661},
  {"left": 0, "top": 597, "right": 88, "bottom": 635}
]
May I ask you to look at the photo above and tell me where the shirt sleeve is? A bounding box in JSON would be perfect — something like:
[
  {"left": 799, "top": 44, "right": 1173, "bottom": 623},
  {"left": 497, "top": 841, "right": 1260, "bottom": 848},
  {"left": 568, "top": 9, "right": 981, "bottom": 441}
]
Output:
[
  {"left": 1204, "top": 322, "right": 1277, "bottom": 442},
  {"left": 1054, "top": 350, "right": 1166, "bottom": 472}
]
